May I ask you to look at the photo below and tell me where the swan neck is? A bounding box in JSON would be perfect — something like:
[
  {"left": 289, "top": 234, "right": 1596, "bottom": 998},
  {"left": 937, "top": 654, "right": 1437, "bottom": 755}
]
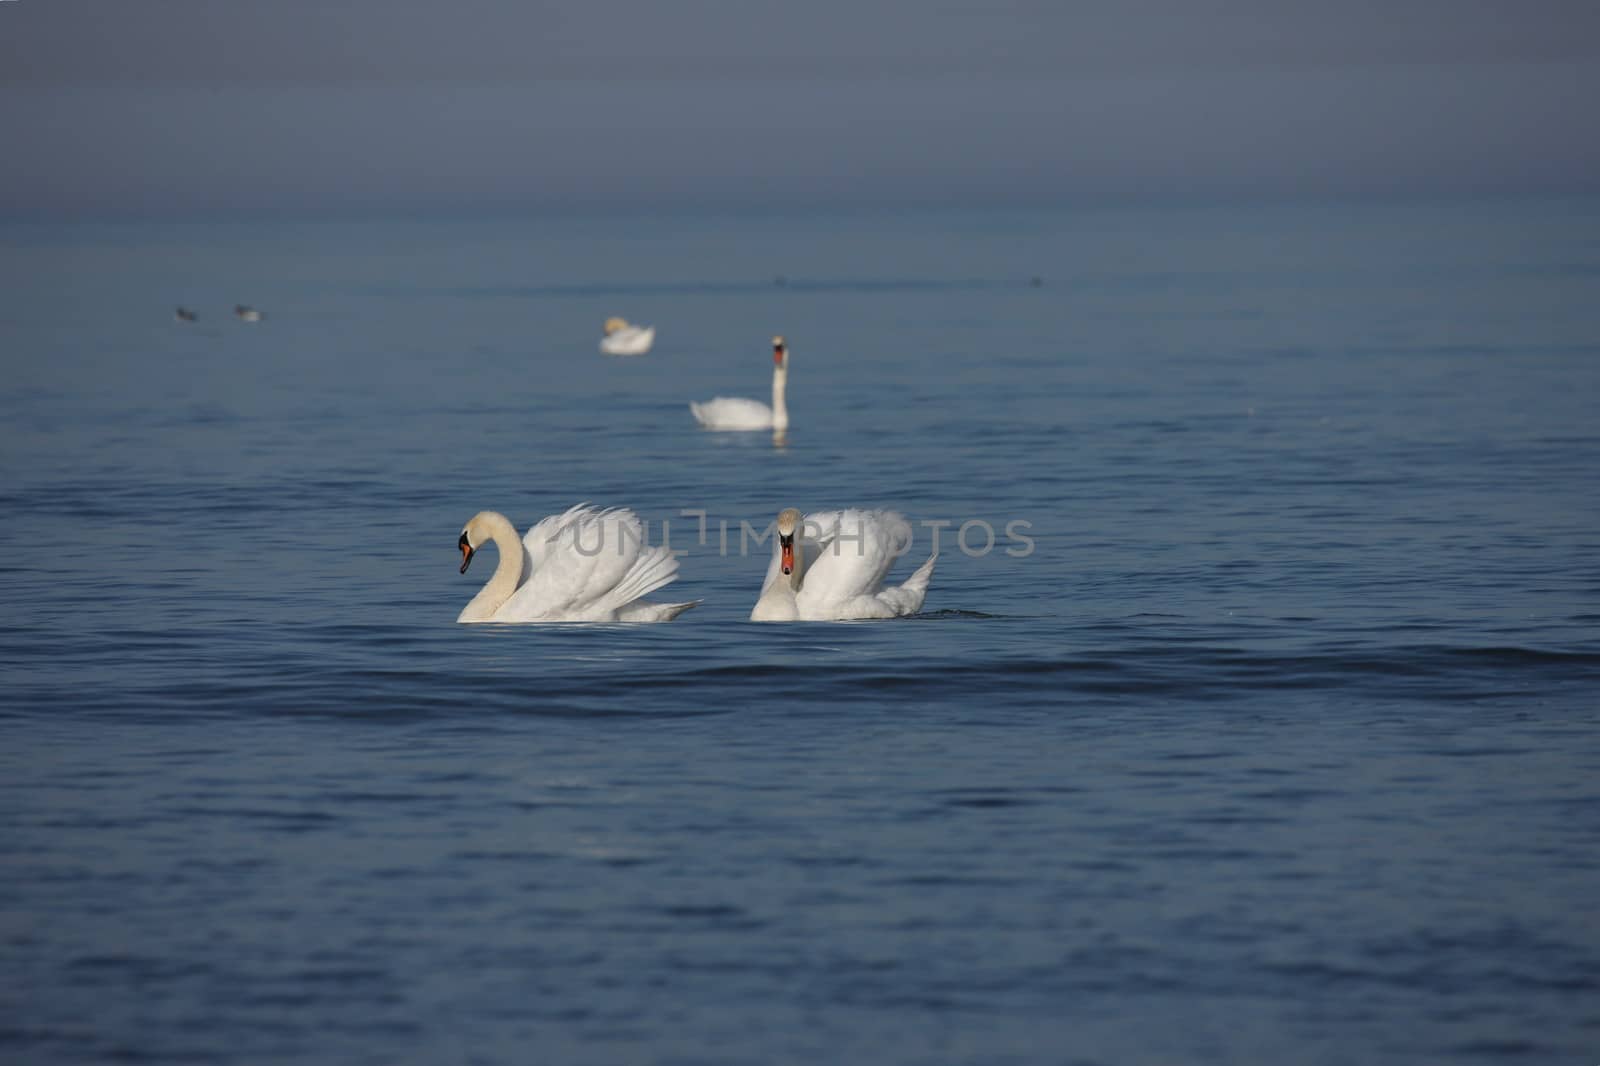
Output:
[
  {"left": 461, "top": 514, "right": 524, "bottom": 621},
  {"left": 485, "top": 517, "right": 525, "bottom": 605},
  {"left": 771, "top": 364, "right": 789, "bottom": 430}
]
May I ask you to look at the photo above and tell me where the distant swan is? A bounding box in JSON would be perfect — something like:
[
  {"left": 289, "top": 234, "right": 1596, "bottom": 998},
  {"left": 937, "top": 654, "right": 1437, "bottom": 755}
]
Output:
[
  {"left": 691, "top": 335, "right": 789, "bottom": 431},
  {"left": 457, "top": 505, "right": 697, "bottom": 623},
  {"left": 751, "top": 508, "right": 935, "bottom": 621},
  {"left": 600, "top": 317, "right": 655, "bottom": 356},
  {"left": 234, "top": 305, "right": 263, "bottom": 322}
]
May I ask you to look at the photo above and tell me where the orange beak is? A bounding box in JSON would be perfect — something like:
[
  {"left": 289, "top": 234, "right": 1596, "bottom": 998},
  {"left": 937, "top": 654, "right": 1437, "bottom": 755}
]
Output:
[
  {"left": 780, "top": 539, "right": 794, "bottom": 575},
  {"left": 458, "top": 533, "right": 475, "bottom": 574},
  {"left": 773, "top": 346, "right": 784, "bottom": 366}
]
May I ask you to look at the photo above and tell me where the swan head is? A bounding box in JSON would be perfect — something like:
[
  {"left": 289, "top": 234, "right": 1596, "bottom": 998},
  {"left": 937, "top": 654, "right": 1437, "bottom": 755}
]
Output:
[
  {"left": 776, "top": 507, "right": 802, "bottom": 575},
  {"left": 604, "top": 316, "right": 628, "bottom": 335},
  {"left": 772, "top": 335, "right": 787, "bottom": 368},
  {"left": 458, "top": 511, "right": 498, "bottom": 574}
]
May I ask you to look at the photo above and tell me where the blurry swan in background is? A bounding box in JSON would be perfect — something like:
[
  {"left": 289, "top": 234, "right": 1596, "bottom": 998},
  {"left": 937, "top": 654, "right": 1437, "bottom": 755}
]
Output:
[
  {"left": 234, "top": 305, "right": 263, "bottom": 322},
  {"left": 457, "top": 505, "right": 697, "bottom": 623},
  {"left": 751, "top": 508, "right": 935, "bottom": 621},
  {"left": 691, "top": 335, "right": 790, "bottom": 431},
  {"left": 599, "top": 317, "right": 655, "bottom": 355}
]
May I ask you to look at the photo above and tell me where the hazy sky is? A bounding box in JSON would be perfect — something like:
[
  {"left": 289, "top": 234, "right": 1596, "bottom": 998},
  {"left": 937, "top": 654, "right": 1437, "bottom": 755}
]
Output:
[{"left": 3, "top": 0, "right": 1598, "bottom": 216}]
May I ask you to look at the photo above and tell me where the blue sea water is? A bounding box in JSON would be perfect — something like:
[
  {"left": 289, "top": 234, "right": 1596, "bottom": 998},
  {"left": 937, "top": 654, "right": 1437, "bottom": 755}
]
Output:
[{"left": 1, "top": 200, "right": 1598, "bottom": 1064}]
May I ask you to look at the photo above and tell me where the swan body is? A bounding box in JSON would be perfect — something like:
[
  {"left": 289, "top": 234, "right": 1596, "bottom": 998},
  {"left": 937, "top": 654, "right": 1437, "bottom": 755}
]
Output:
[
  {"left": 600, "top": 318, "right": 655, "bottom": 356},
  {"left": 234, "top": 305, "right": 262, "bottom": 322},
  {"left": 751, "top": 508, "right": 935, "bottom": 622},
  {"left": 689, "top": 395, "right": 774, "bottom": 430},
  {"left": 457, "top": 506, "right": 697, "bottom": 623},
  {"left": 692, "top": 335, "right": 790, "bottom": 431}
]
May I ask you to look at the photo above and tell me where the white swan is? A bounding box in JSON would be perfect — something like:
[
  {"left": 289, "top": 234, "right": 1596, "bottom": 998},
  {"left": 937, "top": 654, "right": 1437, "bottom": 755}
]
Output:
[
  {"left": 457, "top": 505, "right": 697, "bottom": 623},
  {"left": 691, "top": 335, "right": 789, "bottom": 431},
  {"left": 600, "top": 317, "right": 655, "bottom": 356},
  {"left": 751, "top": 508, "right": 935, "bottom": 621}
]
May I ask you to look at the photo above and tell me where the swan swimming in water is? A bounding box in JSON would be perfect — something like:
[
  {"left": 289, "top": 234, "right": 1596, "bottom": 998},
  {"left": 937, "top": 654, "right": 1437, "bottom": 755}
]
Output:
[
  {"left": 457, "top": 505, "right": 697, "bottom": 623},
  {"left": 600, "top": 317, "right": 655, "bottom": 356},
  {"left": 751, "top": 508, "right": 935, "bottom": 621},
  {"left": 234, "top": 305, "right": 263, "bottom": 322},
  {"left": 691, "top": 336, "right": 790, "bottom": 431}
]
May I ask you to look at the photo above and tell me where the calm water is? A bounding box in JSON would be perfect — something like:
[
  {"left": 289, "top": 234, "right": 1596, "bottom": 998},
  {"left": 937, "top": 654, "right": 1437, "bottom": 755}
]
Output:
[{"left": 2, "top": 201, "right": 1598, "bottom": 1064}]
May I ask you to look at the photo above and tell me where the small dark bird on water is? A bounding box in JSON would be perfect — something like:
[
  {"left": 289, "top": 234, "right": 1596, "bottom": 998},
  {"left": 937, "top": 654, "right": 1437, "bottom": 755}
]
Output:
[{"left": 174, "top": 307, "right": 199, "bottom": 322}]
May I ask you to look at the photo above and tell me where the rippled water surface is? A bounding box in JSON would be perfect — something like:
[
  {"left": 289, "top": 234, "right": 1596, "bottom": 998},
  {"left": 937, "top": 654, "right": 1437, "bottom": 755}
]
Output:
[{"left": 3, "top": 202, "right": 1599, "bottom": 1064}]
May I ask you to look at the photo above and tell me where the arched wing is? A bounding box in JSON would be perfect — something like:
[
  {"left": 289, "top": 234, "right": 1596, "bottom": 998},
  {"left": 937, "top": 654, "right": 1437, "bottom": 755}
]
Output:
[
  {"left": 795, "top": 509, "right": 912, "bottom": 611},
  {"left": 500, "top": 505, "right": 675, "bottom": 620}
]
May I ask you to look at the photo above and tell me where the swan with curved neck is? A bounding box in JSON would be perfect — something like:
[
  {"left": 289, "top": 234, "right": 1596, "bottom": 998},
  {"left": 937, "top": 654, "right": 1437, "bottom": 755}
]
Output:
[
  {"left": 690, "top": 336, "right": 790, "bottom": 431},
  {"left": 750, "top": 507, "right": 935, "bottom": 622},
  {"left": 457, "top": 512, "right": 526, "bottom": 622},
  {"left": 457, "top": 506, "right": 697, "bottom": 623}
]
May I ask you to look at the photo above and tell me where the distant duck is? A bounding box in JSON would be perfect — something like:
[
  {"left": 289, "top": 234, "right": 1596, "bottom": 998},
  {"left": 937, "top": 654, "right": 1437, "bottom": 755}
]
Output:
[
  {"left": 599, "top": 317, "right": 655, "bottom": 356},
  {"left": 691, "top": 335, "right": 790, "bottom": 432},
  {"left": 174, "top": 307, "right": 199, "bottom": 323},
  {"left": 234, "top": 305, "right": 263, "bottom": 323}
]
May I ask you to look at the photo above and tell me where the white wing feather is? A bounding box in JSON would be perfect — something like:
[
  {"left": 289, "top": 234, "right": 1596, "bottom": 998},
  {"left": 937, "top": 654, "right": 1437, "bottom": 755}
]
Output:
[
  {"left": 499, "top": 505, "right": 679, "bottom": 622},
  {"left": 797, "top": 510, "right": 909, "bottom": 609}
]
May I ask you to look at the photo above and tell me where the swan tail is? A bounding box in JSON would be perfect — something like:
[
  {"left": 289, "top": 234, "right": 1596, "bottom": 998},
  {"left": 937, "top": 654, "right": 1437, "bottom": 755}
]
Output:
[
  {"left": 904, "top": 552, "right": 937, "bottom": 594},
  {"left": 601, "top": 544, "right": 681, "bottom": 615},
  {"left": 878, "top": 553, "right": 936, "bottom": 616}
]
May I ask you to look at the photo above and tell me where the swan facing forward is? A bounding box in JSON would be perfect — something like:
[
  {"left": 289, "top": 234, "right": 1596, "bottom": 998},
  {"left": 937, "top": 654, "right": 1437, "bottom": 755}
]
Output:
[
  {"left": 600, "top": 317, "right": 655, "bottom": 356},
  {"left": 691, "top": 336, "right": 789, "bottom": 431},
  {"left": 751, "top": 508, "right": 935, "bottom": 621},
  {"left": 458, "top": 505, "right": 696, "bottom": 623}
]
